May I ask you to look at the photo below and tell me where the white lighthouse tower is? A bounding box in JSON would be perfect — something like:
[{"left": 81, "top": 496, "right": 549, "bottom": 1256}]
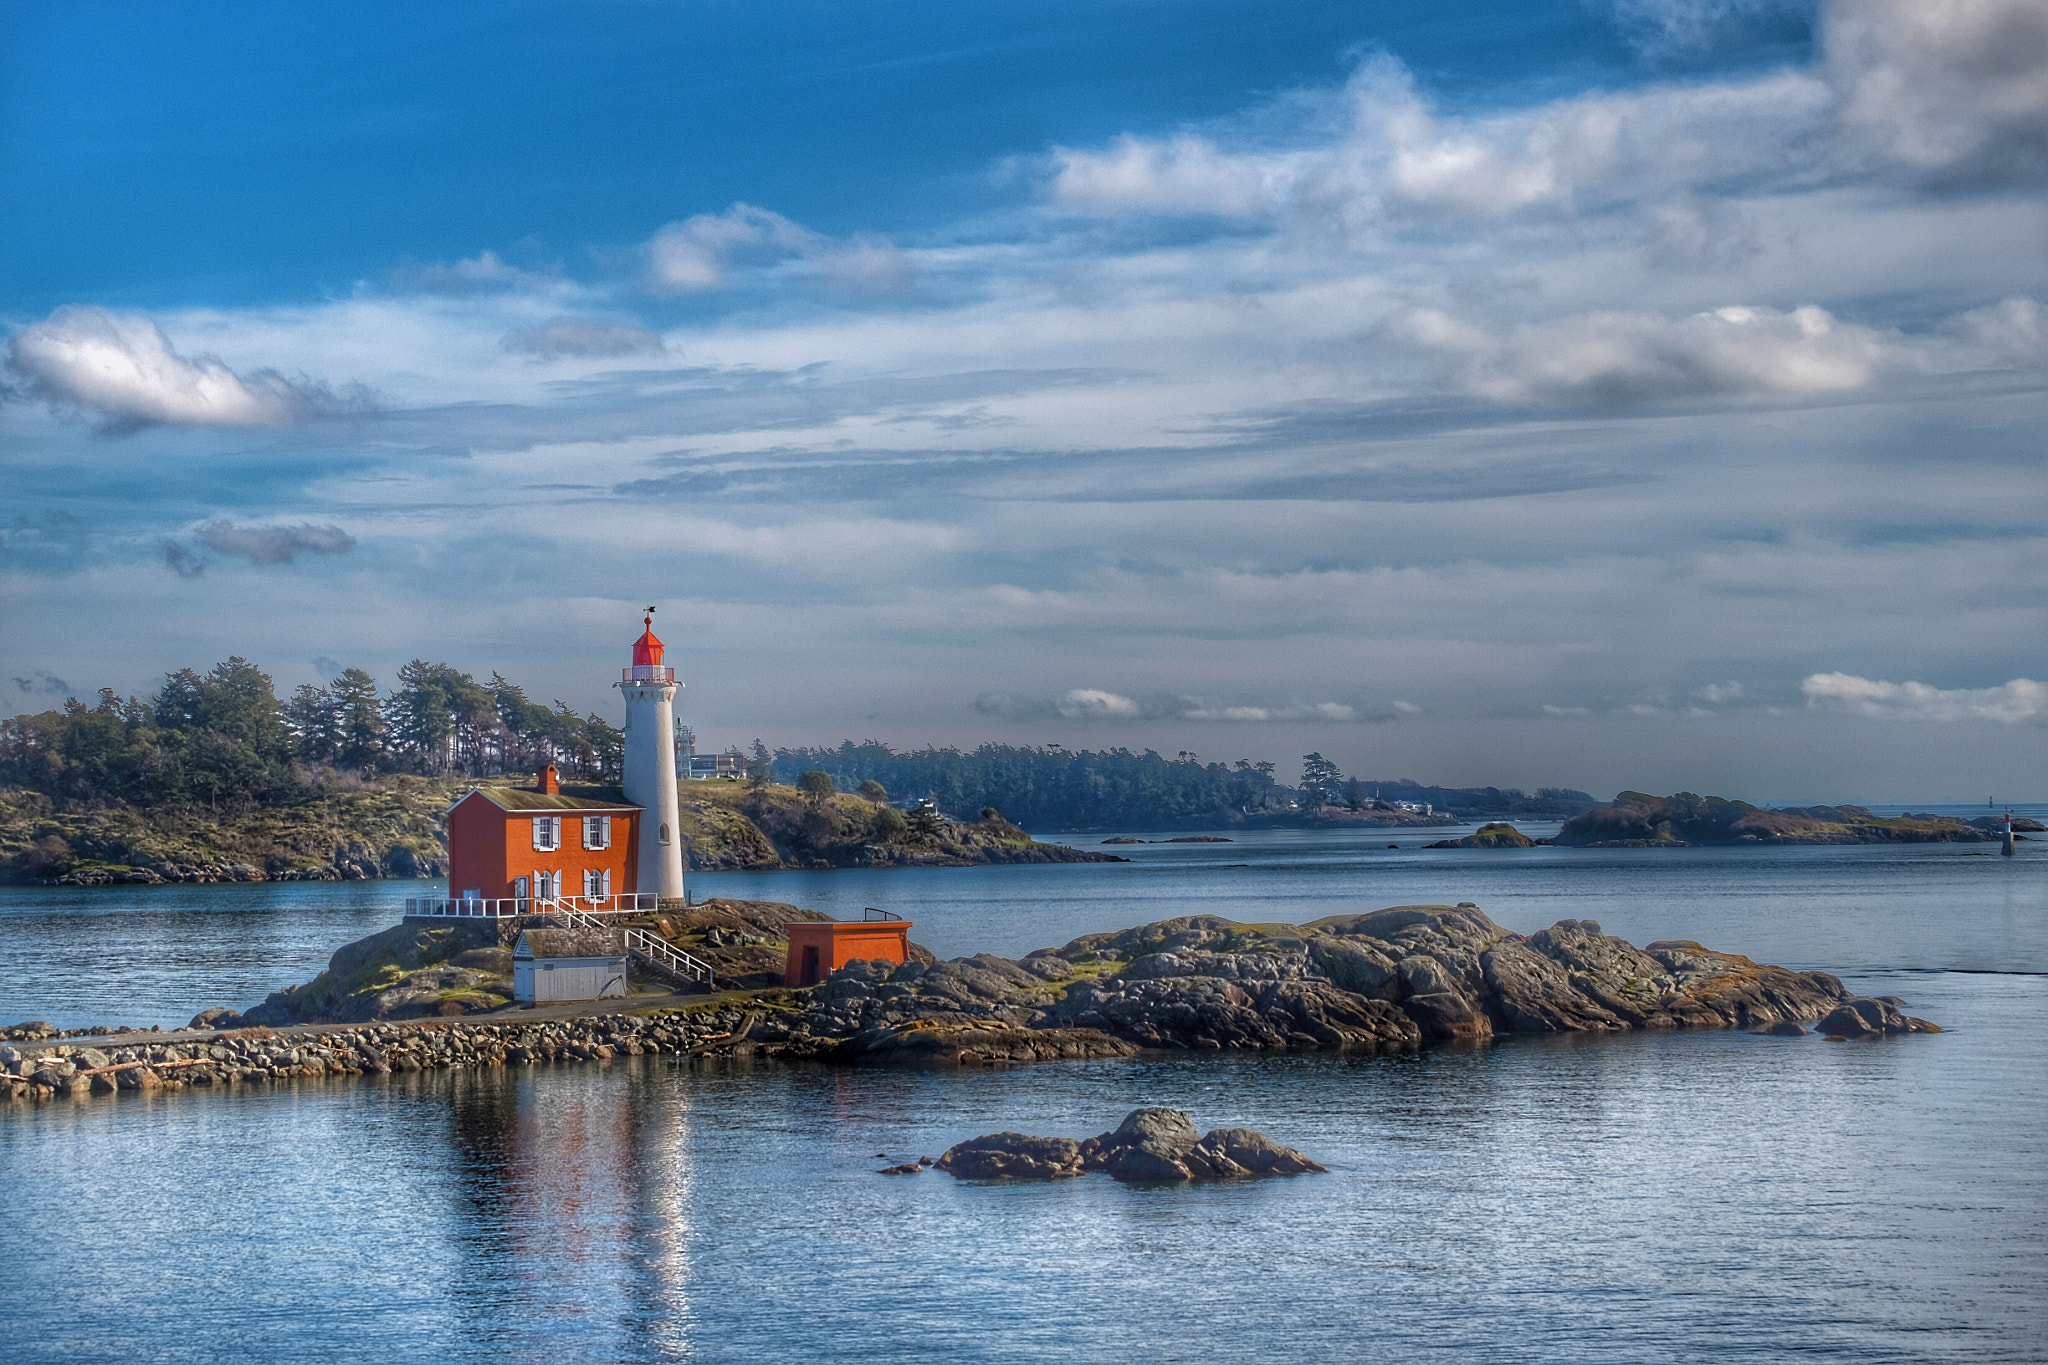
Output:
[{"left": 618, "top": 610, "right": 687, "bottom": 904}]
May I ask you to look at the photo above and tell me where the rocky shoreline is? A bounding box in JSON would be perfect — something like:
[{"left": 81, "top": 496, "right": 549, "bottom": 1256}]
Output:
[
  {"left": 3, "top": 901, "right": 1940, "bottom": 1106},
  {"left": 2, "top": 1006, "right": 773, "bottom": 1101}
]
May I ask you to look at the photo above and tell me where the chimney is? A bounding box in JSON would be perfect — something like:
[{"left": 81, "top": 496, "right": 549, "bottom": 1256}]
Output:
[{"left": 539, "top": 764, "right": 560, "bottom": 795}]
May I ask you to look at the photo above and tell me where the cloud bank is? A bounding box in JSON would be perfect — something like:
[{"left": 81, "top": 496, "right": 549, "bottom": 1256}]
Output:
[{"left": 1802, "top": 672, "right": 2048, "bottom": 723}]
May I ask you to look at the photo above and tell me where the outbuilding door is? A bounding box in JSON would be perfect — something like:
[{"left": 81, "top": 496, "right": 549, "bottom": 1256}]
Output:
[{"left": 800, "top": 944, "right": 821, "bottom": 987}]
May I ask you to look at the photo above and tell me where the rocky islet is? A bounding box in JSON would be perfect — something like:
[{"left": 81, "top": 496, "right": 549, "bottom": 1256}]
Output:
[{"left": 767, "top": 902, "right": 1931, "bottom": 1061}]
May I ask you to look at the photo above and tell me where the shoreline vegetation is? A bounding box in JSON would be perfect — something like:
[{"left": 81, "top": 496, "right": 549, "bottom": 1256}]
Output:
[{"left": 3, "top": 897, "right": 1938, "bottom": 1105}]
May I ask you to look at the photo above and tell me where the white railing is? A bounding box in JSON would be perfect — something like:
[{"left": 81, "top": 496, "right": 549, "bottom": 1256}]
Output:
[
  {"left": 405, "top": 892, "right": 664, "bottom": 920},
  {"left": 550, "top": 903, "right": 714, "bottom": 989},
  {"left": 620, "top": 666, "right": 675, "bottom": 684},
  {"left": 623, "top": 927, "right": 715, "bottom": 990}
]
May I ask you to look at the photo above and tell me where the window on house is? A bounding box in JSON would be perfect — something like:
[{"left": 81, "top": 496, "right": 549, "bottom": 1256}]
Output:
[
  {"left": 583, "top": 815, "right": 611, "bottom": 850},
  {"left": 583, "top": 868, "right": 612, "bottom": 900},
  {"left": 533, "top": 816, "right": 559, "bottom": 851}
]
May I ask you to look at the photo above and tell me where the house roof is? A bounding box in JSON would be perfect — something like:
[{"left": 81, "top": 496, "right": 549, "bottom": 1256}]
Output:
[{"left": 454, "top": 787, "right": 640, "bottom": 815}]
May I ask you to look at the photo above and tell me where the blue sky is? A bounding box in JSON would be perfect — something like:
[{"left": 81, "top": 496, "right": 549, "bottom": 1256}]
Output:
[{"left": 2, "top": 0, "right": 2044, "bottom": 800}]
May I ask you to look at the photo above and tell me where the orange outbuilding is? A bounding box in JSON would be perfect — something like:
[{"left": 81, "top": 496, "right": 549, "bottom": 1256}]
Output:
[
  {"left": 447, "top": 764, "right": 643, "bottom": 905},
  {"left": 784, "top": 913, "right": 913, "bottom": 987}
]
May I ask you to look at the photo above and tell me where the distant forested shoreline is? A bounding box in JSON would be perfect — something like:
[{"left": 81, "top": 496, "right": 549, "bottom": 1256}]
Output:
[
  {"left": 0, "top": 656, "right": 1603, "bottom": 882},
  {"left": 770, "top": 741, "right": 1597, "bottom": 831}
]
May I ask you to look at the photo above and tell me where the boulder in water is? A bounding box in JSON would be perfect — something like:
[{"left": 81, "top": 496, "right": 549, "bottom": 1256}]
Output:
[
  {"left": 935, "top": 1108, "right": 1324, "bottom": 1182},
  {"left": 1814, "top": 997, "right": 1942, "bottom": 1038}
]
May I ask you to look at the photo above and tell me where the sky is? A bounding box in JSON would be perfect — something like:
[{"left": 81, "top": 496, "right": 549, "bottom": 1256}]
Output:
[{"left": 1, "top": 0, "right": 2044, "bottom": 803}]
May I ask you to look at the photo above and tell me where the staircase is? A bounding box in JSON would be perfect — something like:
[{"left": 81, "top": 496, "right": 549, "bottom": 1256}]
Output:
[{"left": 548, "top": 904, "right": 715, "bottom": 991}]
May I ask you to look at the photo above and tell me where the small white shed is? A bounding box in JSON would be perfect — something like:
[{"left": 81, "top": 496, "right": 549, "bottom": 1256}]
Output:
[{"left": 513, "top": 927, "right": 628, "bottom": 1004}]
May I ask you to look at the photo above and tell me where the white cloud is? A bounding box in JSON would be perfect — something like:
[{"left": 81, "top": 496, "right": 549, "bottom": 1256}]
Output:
[
  {"left": 1178, "top": 700, "right": 1358, "bottom": 722},
  {"left": 1402, "top": 302, "right": 1908, "bottom": 405},
  {"left": 1693, "top": 680, "right": 1745, "bottom": 703},
  {"left": 646, "top": 204, "right": 822, "bottom": 290},
  {"left": 1802, "top": 671, "right": 2048, "bottom": 722},
  {"left": 1825, "top": 0, "right": 2048, "bottom": 185},
  {"left": 974, "top": 688, "right": 1369, "bottom": 723},
  {"left": 7, "top": 306, "right": 365, "bottom": 430},
  {"left": 1044, "top": 54, "right": 1827, "bottom": 227},
  {"left": 1056, "top": 688, "right": 1144, "bottom": 719},
  {"left": 1049, "top": 134, "right": 1279, "bottom": 217},
  {"left": 390, "top": 249, "right": 558, "bottom": 296},
  {"left": 1943, "top": 295, "right": 2048, "bottom": 360},
  {"left": 645, "top": 204, "right": 915, "bottom": 294},
  {"left": 816, "top": 236, "right": 915, "bottom": 294}
]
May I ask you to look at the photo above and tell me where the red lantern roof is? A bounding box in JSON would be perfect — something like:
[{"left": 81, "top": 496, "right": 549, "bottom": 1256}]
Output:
[{"left": 632, "top": 614, "right": 665, "bottom": 667}]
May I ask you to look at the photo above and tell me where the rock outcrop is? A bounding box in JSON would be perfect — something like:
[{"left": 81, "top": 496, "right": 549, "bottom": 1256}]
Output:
[
  {"left": 771, "top": 903, "right": 1881, "bottom": 1060},
  {"left": 936, "top": 1107, "right": 1325, "bottom": 1182},
  {"left": 1423, "top": 822, "right": 1540, "bottom": 849}
]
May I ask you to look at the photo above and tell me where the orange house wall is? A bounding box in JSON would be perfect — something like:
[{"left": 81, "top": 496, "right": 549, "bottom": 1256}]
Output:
[
  {"left": 783, "top": 921, "right": 912, "bottom": 986},
  {"left": 448, "top": 800, "right": 508, "bottom": 898},
  {"left": 447, "top": 795, "right": 640, "bottom": 899}
]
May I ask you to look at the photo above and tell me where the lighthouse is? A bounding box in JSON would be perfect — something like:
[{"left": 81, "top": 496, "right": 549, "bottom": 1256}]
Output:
[{"left": 618, "top": 611, "right": 687, "bottom": 904}]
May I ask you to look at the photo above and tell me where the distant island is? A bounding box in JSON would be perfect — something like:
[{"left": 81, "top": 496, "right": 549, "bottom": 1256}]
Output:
[{"left": 1552, "top": 792, "right": 2037, "bottom": 847}]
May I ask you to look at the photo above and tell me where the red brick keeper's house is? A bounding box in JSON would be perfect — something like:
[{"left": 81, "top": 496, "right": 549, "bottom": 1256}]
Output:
[{"left": 446, "top": 764, "right": 642, "bottom": 905}]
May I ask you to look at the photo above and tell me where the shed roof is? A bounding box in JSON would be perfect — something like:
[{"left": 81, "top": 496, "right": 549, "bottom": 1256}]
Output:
[
  {"left": 455, "top": 787, "right": 640, "bottom": 815},
  {"left": 514, "top": 927, "right": 626, "bottom": 960}
]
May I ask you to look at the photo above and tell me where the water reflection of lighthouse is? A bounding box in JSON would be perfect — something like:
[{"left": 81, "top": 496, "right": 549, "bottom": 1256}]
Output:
[{"left": 491, "top": 1067, "right": 697, "bottom": 1353}]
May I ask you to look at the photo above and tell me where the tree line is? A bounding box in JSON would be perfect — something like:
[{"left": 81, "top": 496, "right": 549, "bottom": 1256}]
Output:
[
  {"left": 769, "top": 741, "right": 1287, "bottom": 829},
  {"left": 0, "top": 658, "right": 622, "bottom": 812},
  {"left": 772, "top": 741, "right": 1597, "bottom": 827}
]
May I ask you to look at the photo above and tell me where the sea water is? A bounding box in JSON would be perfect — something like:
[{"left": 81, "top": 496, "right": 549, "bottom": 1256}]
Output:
[{"left": 1, "top": 823, "right": 2043, "bottom": 1362}]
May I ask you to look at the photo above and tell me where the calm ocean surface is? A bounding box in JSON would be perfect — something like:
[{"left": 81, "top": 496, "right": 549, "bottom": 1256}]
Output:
[{"left": 2, "top": 811, "right": 2044, "bottom": 1362}]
